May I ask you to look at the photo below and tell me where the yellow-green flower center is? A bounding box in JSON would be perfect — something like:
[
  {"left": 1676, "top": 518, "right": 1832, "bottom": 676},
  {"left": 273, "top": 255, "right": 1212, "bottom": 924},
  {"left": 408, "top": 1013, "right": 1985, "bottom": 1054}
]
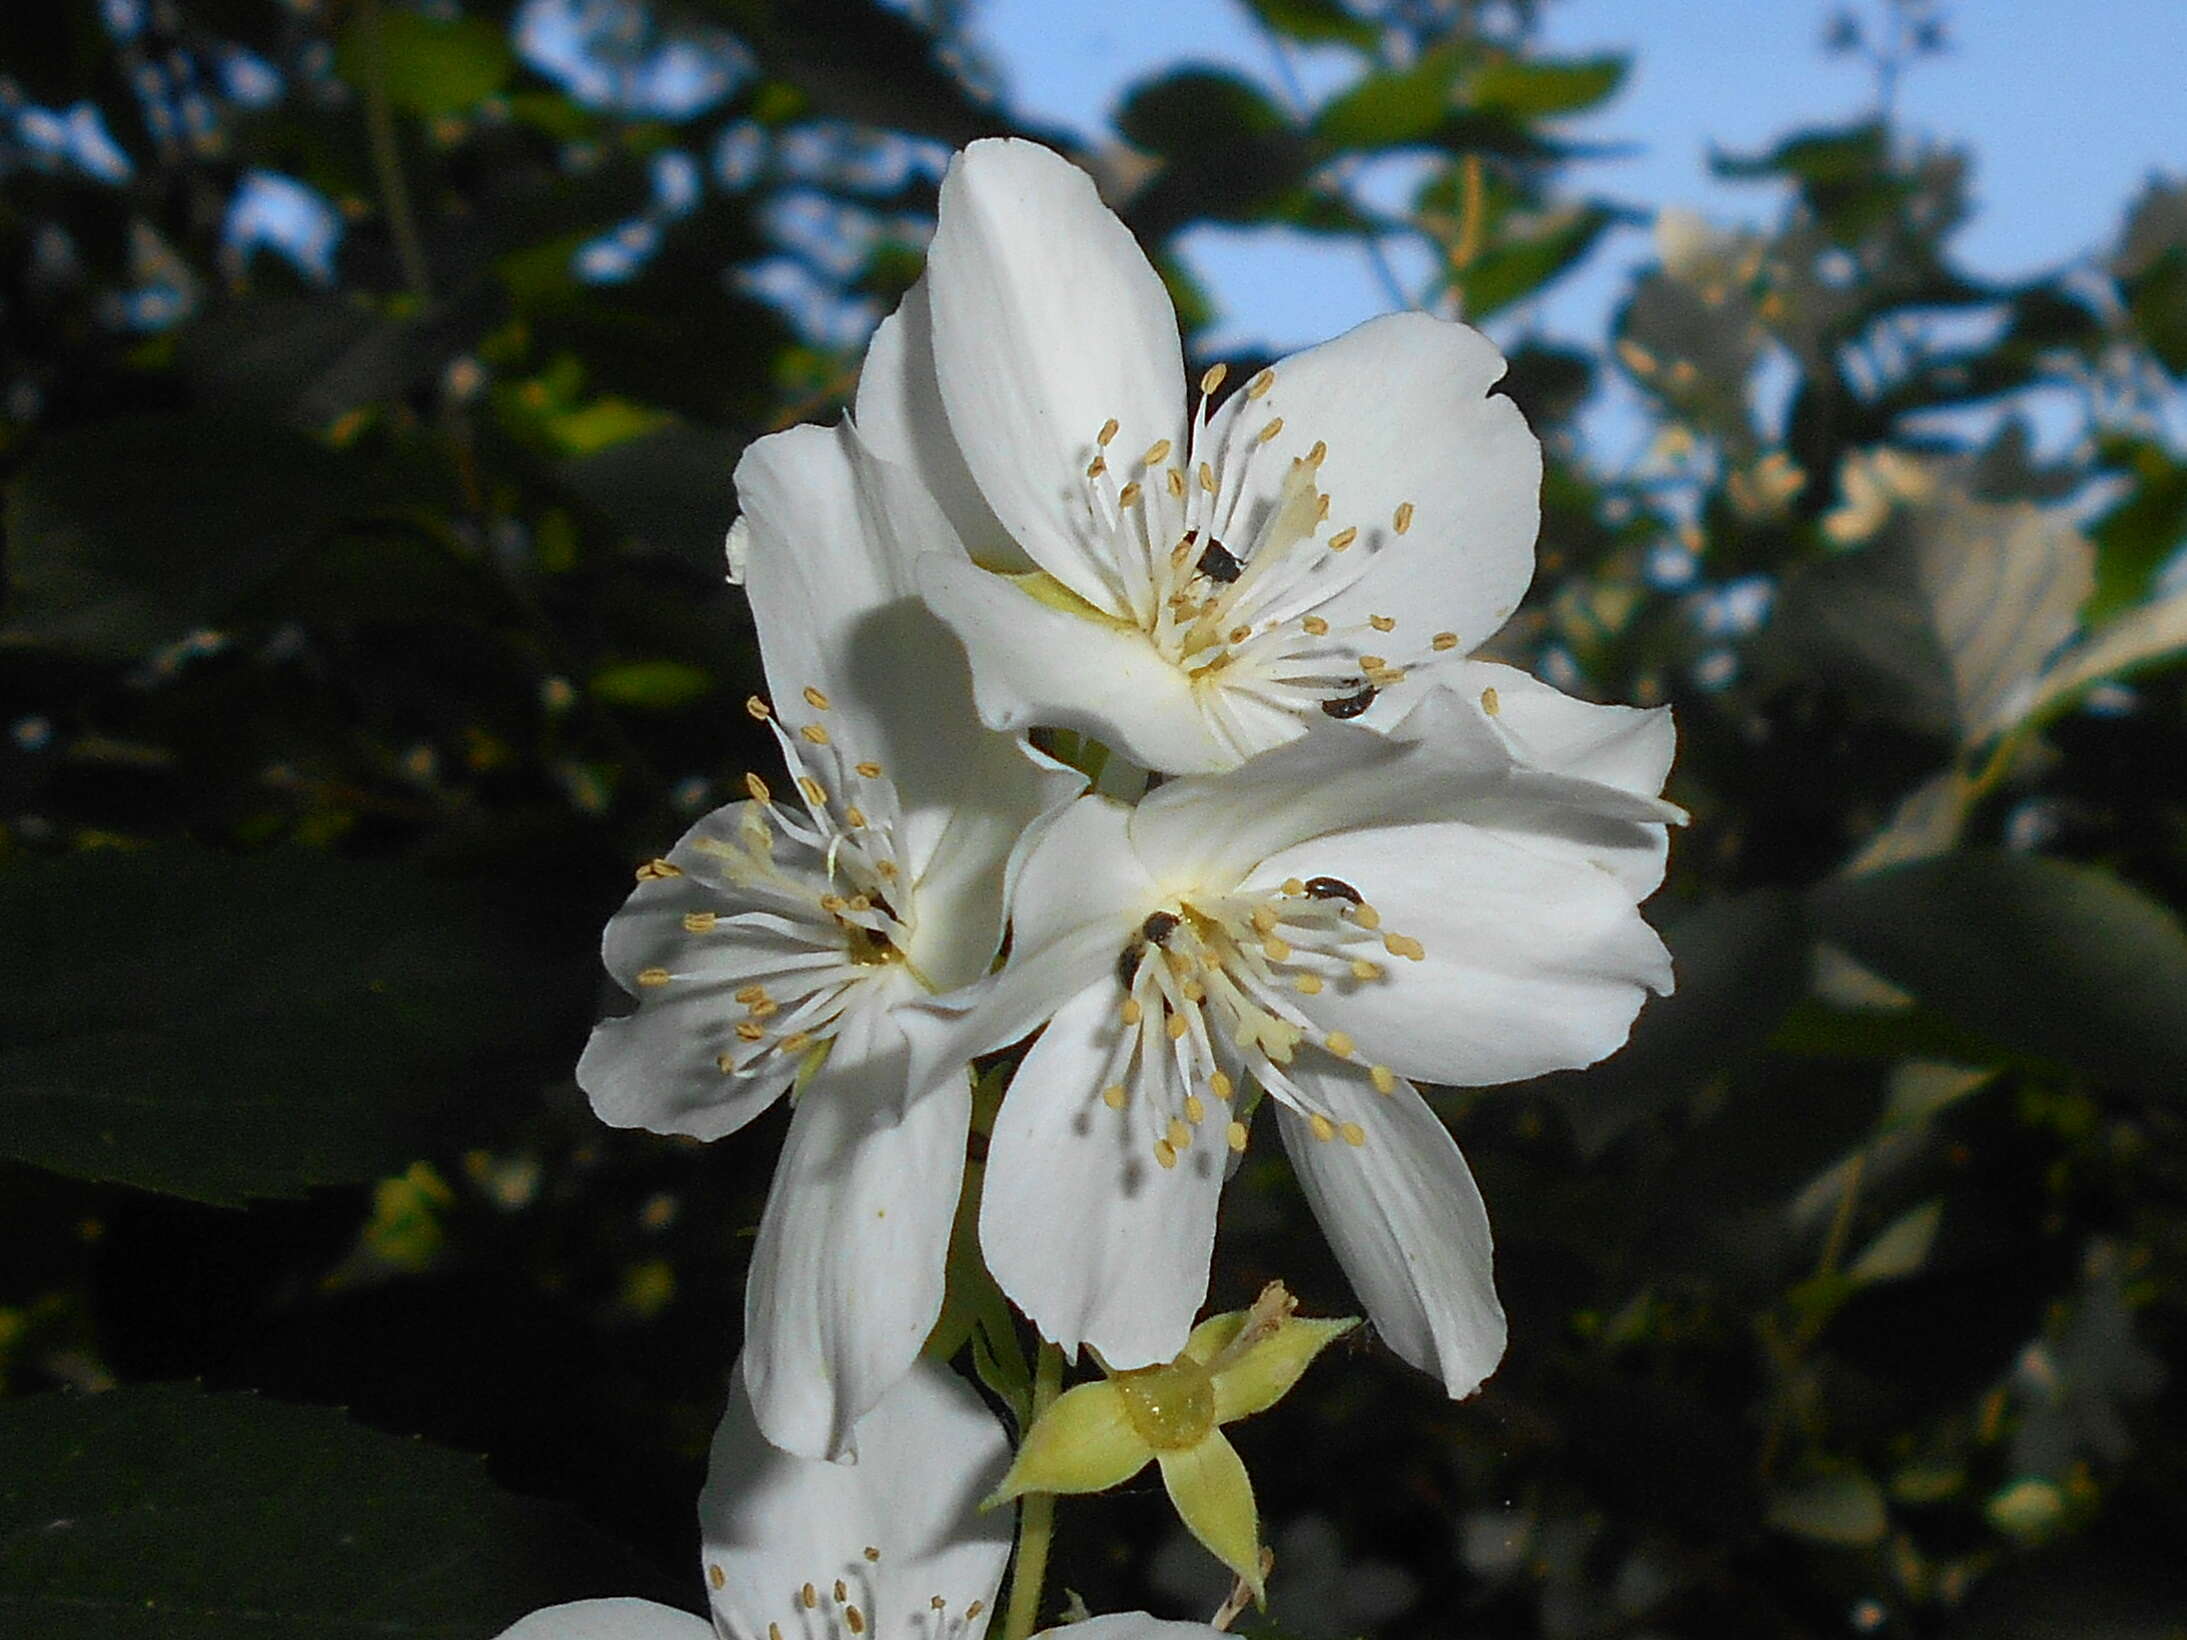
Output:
[{"left": 1112, "top": 1355, "right": 1216, "bottom": 1451}]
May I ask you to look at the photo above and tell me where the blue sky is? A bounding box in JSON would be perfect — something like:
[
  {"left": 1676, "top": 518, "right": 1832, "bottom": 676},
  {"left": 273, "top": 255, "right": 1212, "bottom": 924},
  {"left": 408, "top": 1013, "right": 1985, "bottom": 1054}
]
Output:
[{"left": 973, "top": 0, "right": 2187, "bottom": 356}]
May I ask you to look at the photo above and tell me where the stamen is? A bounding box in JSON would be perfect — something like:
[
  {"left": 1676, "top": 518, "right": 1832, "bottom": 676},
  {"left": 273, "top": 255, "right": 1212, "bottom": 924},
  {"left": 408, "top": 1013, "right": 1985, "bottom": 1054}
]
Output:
[
  {"left": 745, "top": 772, "right": 771, "bottom": 803},
  {"left": 635, "top": 857, "right": 680, "bottom": 880},
  {"left": 1370, "top": 1065, "right": 1398, "bottom": 1094},
  {"left": 1340, "top": 1121, "right": 1367, "bottom": 1146},
  {"left": 1154, "top": 1138, "right": 1179, "bottom": 1169},
  {"left": 1324, "top": 1030, "right": 1355, "bottom": 1058},
  {"left": 637, "top": 966, "right": 670, "bottom": 988},
  {"left": 801, "top": 685, "right": 830, "bottom": 710},
  {"left": 798, "top": 777, "right": 827, "bottom": 807},
  {"left": 1103, "top": 1084, "right": 1128, "bottom": 1110},
  {"left": 1432, "top": 631, "right": 1460, "bottom": 651},
  {"left": 745, "top": 695, "right": 772, "bottom": 720},
  {"left": 682, "top": 911, "right": 717, "bottom": 934},
  {"left": 799, "top": 724, "right": 830, "bottom": 746},
  {"left": 1326, "top": 525, "right": 1358, "bottom": 551},
  {"left": 1143, "top": 438, "right": 1172, "bottom": 466},
  {"left": 1097, "top": 417, "right": 1119, "bottom": 446},
  {"left": 1368, "top": 614, "right": 1396, "bottom": 632},
  {"left": 1393, "top": 500, "right": 1415, "bottom": 534},
  {"left": 854, "top": 760, "right": 883, "bottom": 778},
  {"left": 1246, "top": 367, "right": 1275, "bottom": 398},
  {"left": 1199, "top": 361, "right": 1228, "bottom": 396},
  {"left": 1480, "top": 687, "right": 1500, "bottom": 715},
  {"left": 1227, "top": 1120, "right": 1249, "bottom": 1151},
  {"left": 1300, "top": 614, "right": 1329, "bottom": 637},
  {"left": 1384, "top": 932, "right": 1426, "bottom": 961},
  {"left": 1309, "top": 1113, "right": 1335, "bottom": 1142},
  {"left": 1255, "top": 415, "right": 1285, "bottom": 444}
]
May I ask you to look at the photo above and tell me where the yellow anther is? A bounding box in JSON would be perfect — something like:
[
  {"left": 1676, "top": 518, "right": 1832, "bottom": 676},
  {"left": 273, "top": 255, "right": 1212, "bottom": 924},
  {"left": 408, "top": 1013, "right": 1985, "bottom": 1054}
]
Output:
[
  {"left": 1368, "top": 613, "right": 1396, "bottom": 632},
  {"left": 1393, "top": 500, "right": 1415, "bottom": 534},
  {"left": 1340, "top": 1121, "right": 1367, "bottom": 1147},
  {"left": 876, "top": 859, "right": 899, "bottom": 879},
  {"left": 802, "top": 685, "right": 831, "bottom": 711},
  {"left": 1316, "top": 493, "right": 1331, "bottom": 521},
  {"left": 1246, "top": 367, "right": 1275, "bottom": 398},
  {"left": 1167, "top": 1118, "right": 1193, "bottom": 1150},
  {"left": 1209, "top": 1070, "right": 1235, "bottom": 1100},
  {"left": 1184, "top": 1094, "right": 1206, "bottom": 1124},
  {"left": 1144, "top": 438, "right": 1172, "bottom": 466},
  {"left": 802, "top": 1584, "right": 818, "bottom": 1611},
  {"left": 745, "top": 772, "right": 771, "bottom": 803},
  {"left": 1227, "top": 1120, "right": 1249, "bottom": 1151},
  {"left": 1295, "top": 973, "right": 1324, "bottom": 995},
  {"left": 1199, "top": 460, "right": 1217, "bottom": 493},
  {"left": 771, "top": 1625, "right": 783, "bottom": 1640},
  {"left": 1086, "top": 455, "right": 1107, "bottom": 479},
  {"left": 745, "top": 695, "right": 772, "bottom": 720},
  {"left": 1370, "top": 1064, "right": 1398, "bottom": 1095},
  {"left": 1263, "top": 935, "right": 1291, "bottom": 961},
  {"left": 1098, "top": 417, "right": 1119, "bottom": 446},
  {"left": 1166, "top": 1013, "right": 1190, "bottom": 1041},
  {"left": 1309, "top": 1113, "right": 1336, "bottom": 1142},
  {"left": 800, "top": 723, "right": 830, "bottom": 746},
  {"left": 1350, "top": 902, "right": 1381, "bottom": 930},
  {"left": 681, "top": 911, "right": 717, "bottom": 934},
  {"left": 1200, "top": 361, "right": 1228, "bottom": 396},
  {"left": 1359, "top": 654, "right": 1386, "bottom": 670},
  {"left": 1305, "top": 439, "right": 1327, "bottom": 466},
  {"left": 1103, "top": 1084, "right": 1128, "bottom": 1110},
  {"left": 1432, "top": 631, "right": 1460, "bottom": 651},
  {"left": 1481, "top": 687, "right": 1500, "bottom": 715},
  {"left": 637, "top": 966, "right": 671, "bottom": 987},
  {"left": 864, "top": 1547, "right": 880, "bottom": 1563},
  {"left": 1229, "top": 624, "right": 1252, "bottom": 645},
  {"left": 1384, "top": 932, "right": 1426, "bottom": 961},
  {"left": 846, "top": 1607, "right": 866, "bottom": 1635},
  {"left": 1154, "top": 1138, "right": 1179, "bottom": 1170},
  {"left": 1167, "top": 467, "right": 1186, "bottom": 499},
  {"left": 1251, "top": 905, "right": 1278, "bottom": 934},
  {"left": 798, "top": 777, "right": 827, "bottom": 807},
  {"left": 1324, "top": 1030, "right": 1355, "bottom": 1057},
  {"left": 854, "top": 760, "right": 883, "bottom": 778},
  {"left": 779, "top": 1031, "right": 812, "bottom": 1053},
  {"left": 1121, "top": 997, "right": 1144, "bottom": 1027},
  {"left": 967, "top": 1603, "right": 985, "bottom": 1623},
  {"left": 834, "top": 1581, "right": 848, "bottom": 1604},
  {"left": 716, "top": 1052, "right": 738, "bottom": 1073},
  {"left": 1255, "top": 415, "right": 1285, "bottom": 444},
  {"left": 1281, "top": 877, "right": 1306, "bottom": 896},
  {"left": 1118, "top": 480, "right": 1142, "bottom": 507},
  {"left": 1327, "top": 525, "right": 1358, "bottom": 551},
  {"left": 1181, "top": 978, "right": 1206, "bottom": 1003},
  {"left": 845, "top": 806, "right": 867, "bottom": 828},
  {"left": 734, "top": 985, "right": 767, "bottom": 1005},
  {"left": 1350, "top": 958, "right": 1382, "bottom": 981},
  {"left": 708, "top": 1565, "right": 726, "bottom": 1590},
  {"left": 1300, "top": 614, "right": 1330, "bottom": 637},
  {"left": 735, "top": 1021, "right": 765, "bottom": 1042},
  {"left": 819, "top": 894, "right": 847, "bottom": 913},
  {"left": 635, "top": 857, "right": 681, "bottom": 881}
]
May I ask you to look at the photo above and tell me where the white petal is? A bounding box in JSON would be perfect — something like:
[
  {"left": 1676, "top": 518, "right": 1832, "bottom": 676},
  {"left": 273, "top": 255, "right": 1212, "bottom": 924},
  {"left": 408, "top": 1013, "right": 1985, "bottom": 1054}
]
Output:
[
  {"left": 495, "top": 1599, "right": 712, "bottom": 1640},
  {"left": 1129, "top": 713, "right": 1506, "bottom": 892},
  {"left": 1276, "top": 1061, "right": 1505, "bottom": 1397},
  {"left": 1206, "top": 311, "right": 1538, "bottom": 655},
  {"left": 736, "top": 421, "right": 979, "bottom": 829},
  {"left": 926, "top": 139, "right": 1186, "bottom": 610},
  {"left": 854, "top": 279, "right": 1024, "bottom": 570},
  {"left": 1036, "top": 1617, "right": 1226, "bottom": 1639},
  {"left": 1256, "top": 821, "right": 1674, "bottom": 1086},
  {"left": 741, "top": 995, "right": 969, "bottom": 1461},
  {"left": 901, "top": 729, "right": 1084, "bottom": 993},
  {"left": 979, "top": 980, "right": 1223, "bottom": 1367},
  {"left": 701, "top": 1358, "right": 1011, "bottom": 1640},
  {"left": 1457, "top": 660, "right": 1676, "bottom": 799},
  {"left": 920, "top": 556, "right": 1236, "bottom": 774}
]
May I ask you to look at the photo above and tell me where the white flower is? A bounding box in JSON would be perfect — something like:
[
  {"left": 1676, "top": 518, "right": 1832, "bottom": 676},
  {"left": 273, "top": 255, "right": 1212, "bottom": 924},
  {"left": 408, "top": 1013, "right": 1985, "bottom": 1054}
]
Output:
[
  {"left": 944, "top": 689, "right": 1678, "bottom": 1392},
  {"left": 496, "top": 1359, "right": 1221, "bottom": 1640},
  {"left": 577, "top": 420, "right": 1078, "bottom": 1461},
  {"left": 853, "top": 137, "right": 1542, "bottom": 776}
]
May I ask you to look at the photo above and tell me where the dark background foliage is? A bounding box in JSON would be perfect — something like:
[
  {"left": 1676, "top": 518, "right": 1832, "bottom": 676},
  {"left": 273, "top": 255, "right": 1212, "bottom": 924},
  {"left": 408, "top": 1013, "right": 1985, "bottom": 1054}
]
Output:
[{"left": 2, "top": 2, "right": 2184, "bottom": 1636}]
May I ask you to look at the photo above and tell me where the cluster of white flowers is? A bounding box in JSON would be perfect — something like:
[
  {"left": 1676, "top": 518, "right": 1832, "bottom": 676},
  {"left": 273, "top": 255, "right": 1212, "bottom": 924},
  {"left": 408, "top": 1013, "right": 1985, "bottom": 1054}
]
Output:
[{"left": 510, "top": 139, "right": 1677, "bottom": 1639}]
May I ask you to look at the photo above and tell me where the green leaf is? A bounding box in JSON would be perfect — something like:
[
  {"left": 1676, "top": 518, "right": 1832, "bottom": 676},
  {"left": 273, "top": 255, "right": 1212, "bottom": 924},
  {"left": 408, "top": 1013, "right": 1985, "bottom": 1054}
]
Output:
[
  {"left": 589, "top": 659, "right": 715, "bottom": 710},
  {"left": 1766, "top": 1468, "right": 1887, "bottom": 1546},
  {"left": 336, "top": 8, "right": 515, "bottom": 119},
  {"left": 1310, "top": 42, "right": 1471, "bottom": 148},
  {"left": 0, "top": 847, "right": 585, "bottom": 1205},
  {"left": 0, "top": 1383, "right": 683, "bottom": 1639},
  {"left": 1469, "top": 54, "right": 1628, "bottom": 118},
  {"left": 1811, "top": 852, "right": 2187, "bottom": 1098},
  {"left": 562, "top": 422, "right": 743, "bottom": 573},
  {"left": 1239, "top": 0, "right": 1378, "bottom": 49},
  {"left": 1119, "top": 69, "right": 1288, "bottom": 155},
  {"left": 1455, "top": 202, "right": 1616, "bottom": 317},
  {"left": 2088, "top": 436, "right": 2187, "bottom": 621},
  {"left": 2, "top": 414, "right": 377, "bottom": 660}
]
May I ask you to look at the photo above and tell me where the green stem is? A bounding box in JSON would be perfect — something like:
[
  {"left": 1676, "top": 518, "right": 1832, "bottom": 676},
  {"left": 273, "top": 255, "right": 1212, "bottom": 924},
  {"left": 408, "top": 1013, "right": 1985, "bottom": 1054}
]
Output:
[
  {"left": 1001, "top": 1342, "right": 1065, "bottom": 1640},
  {"left": 358, "top": 0, "right": 433, "bottom": 302}
]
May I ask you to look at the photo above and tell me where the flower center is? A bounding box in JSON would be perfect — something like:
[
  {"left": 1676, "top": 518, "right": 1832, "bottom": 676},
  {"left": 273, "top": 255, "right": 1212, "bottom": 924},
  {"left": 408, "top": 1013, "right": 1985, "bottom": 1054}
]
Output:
[
  {"left": 1099, "top": 876, "right": 1424, "bottom": 1169},
  {"left": 1069, "top": 363, "right": 1463, "bottom": 759},
  {"left": 707, "top": 1544, "right": 989, "bottom": 1640},
  {"left": 1113, "top": 1354, "right": 1217, "bottom": 1451},
  {"left": 631, "top": 689, "right": 925, "bottom": 1088}
]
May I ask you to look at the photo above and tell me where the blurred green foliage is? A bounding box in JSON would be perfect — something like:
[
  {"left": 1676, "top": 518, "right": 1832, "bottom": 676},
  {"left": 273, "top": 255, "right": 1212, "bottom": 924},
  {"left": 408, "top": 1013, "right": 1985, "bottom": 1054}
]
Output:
[{"left": 1, "top": 1, "right": 2184, "bottom": 1636}]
